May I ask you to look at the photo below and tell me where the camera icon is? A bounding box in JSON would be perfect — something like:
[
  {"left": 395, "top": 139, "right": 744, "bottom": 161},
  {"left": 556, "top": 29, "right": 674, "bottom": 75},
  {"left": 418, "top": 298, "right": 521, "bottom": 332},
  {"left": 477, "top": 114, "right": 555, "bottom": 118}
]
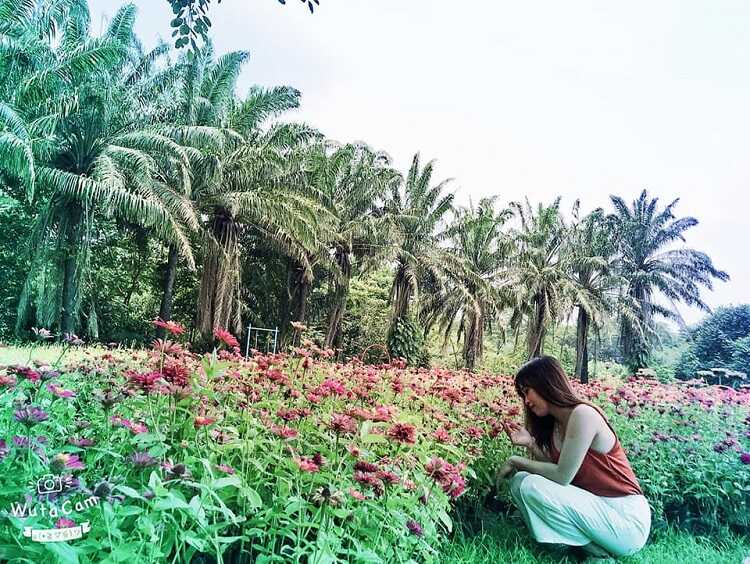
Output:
[{"left": 37, "top": 474, "right": 63, "bottom": 495}]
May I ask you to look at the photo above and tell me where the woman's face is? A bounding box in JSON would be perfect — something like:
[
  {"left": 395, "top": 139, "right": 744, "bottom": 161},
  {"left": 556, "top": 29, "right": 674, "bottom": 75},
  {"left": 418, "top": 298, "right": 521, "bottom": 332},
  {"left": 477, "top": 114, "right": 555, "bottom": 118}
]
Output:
[{"left": 521, "top": 386, "right": 550, "bottom": 417}]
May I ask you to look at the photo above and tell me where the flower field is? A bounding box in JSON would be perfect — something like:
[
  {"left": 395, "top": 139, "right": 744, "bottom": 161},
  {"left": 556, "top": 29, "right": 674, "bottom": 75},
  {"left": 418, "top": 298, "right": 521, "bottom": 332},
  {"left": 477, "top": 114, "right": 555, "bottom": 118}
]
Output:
[{"left": 0, "top": 332, "right": 749, "bottom": 563}]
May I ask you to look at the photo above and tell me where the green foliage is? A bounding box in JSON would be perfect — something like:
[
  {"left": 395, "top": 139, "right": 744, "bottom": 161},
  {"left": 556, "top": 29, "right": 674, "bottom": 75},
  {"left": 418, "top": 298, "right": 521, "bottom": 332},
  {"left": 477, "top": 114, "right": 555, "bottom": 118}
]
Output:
[
  {"left": 340, "top": 268, "right": 391, "bottom": 362},
  {"left": 675, "top": 305, "right": 750, "bottom": 379},
  {"left": 387, "top": 315, "right": 429, "bottom": 367},
  {"left": 0, "top": 194, "right": 31, "bottom": 340},
  {"left": 608, "top": 190, "right": 729, "bottom": 372},
  {"left": 166, "top": 0, "right": 320, "bottom": 50}
]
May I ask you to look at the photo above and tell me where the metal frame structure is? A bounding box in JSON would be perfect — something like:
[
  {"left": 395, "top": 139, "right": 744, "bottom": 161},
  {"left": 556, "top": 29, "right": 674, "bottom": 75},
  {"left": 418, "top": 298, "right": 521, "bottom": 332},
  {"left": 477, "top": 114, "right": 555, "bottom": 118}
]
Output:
[{"left": 245, "top": 324, "right": 279, "bottom": 357}]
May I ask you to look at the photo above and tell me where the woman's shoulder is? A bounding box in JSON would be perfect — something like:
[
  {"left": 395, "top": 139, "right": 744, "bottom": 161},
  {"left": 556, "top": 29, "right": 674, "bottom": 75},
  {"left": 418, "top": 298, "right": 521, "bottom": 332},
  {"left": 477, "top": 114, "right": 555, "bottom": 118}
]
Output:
[{"left": 571, "top": 403, "right": 602, "bottom": 420}]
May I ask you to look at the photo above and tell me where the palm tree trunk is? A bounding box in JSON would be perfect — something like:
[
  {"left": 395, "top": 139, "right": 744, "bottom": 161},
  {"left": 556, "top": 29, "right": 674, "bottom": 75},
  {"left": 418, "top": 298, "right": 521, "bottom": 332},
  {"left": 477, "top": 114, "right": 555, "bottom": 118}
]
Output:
[
  {"left": 60, "top": 203, "right": 82, "bottom": 336},
  {"left": 462, "top": 303, "right": 484, "bottom": 371},
  {"left": 197, "top": 210, "right": 242, "bottom": 338},
  {"left": 156, "top": 245, "right": 179, "bottom": 338},
  {"left": 325, "top": 248, "right": 350, "bottom": 349},
  {"left": 281, "top": 259, "right": 311, "bottom": 348},
  {"left": 527, "top": 294, "right": 546, "bottom": 359},
  {"left": 391, "top": 261, "right": 411, "bottom": 321},
  {"left": 575, "top": 307, "right": 590, "bottom": 383}
]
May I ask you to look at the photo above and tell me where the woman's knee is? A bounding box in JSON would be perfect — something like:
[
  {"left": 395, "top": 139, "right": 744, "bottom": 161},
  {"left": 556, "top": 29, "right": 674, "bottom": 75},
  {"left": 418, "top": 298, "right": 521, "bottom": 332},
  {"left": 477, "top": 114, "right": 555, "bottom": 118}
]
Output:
[
  {"left": 518, "top": 473, "right": 551, "bottom": 506},
  {"left": 509, "top": 471, "right": 531, "bottom": 500}
]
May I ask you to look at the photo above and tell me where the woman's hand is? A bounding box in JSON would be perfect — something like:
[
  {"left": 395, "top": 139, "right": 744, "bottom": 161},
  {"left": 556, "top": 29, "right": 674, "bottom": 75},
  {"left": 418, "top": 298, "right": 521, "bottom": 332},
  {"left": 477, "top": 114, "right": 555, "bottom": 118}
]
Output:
[
  {"left": 503, "top": 420, "right": 534, "bottom": 448},
  {"left": 495, "top": 459, "right": 516, "bottom": 489}
]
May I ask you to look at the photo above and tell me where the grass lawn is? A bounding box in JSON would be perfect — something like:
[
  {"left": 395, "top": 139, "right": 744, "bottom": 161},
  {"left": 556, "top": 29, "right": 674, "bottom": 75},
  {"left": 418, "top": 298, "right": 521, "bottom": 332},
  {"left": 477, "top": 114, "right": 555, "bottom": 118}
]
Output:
[{"left": 441, "top": 511, "right": 750, "bottom": 563}]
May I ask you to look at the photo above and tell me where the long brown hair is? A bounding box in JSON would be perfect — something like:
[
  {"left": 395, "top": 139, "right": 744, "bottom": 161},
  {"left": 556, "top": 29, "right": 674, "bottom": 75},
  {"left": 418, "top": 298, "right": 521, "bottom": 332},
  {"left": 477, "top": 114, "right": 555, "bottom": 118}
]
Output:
[{"left": 514, "top": 356, "right": 586, "bottom": 454}]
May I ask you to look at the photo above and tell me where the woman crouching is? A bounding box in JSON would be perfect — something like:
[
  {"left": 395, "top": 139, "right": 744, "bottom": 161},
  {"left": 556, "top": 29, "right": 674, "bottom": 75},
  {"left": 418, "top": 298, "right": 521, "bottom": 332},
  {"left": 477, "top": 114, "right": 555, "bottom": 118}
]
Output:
[{"left": 496, "top": 356, "right": 651, "bottom": 560}]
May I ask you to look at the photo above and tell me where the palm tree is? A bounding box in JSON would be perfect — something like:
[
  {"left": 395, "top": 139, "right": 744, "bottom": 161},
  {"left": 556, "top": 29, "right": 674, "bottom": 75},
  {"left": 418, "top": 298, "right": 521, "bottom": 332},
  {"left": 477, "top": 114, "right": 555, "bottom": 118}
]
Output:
[
  {"left": 150, "top": 44, "right": 329, "bottom": 339},
  {"left": 502, "top": 198, "right": 575, "bottom": 359},
  {"left": 303, "top": 141, "right": 401, "bottom": 349},
  {"left": 420, "top": 197, "right": 513, "bottom": 370},
  {"left": 566, "top": 204, "right": 624, "bottom": 382},
  {"left": 609, "top": 190, "right": 729, "bottom": 371},
  {"left": 5, "top": 2, "right": 197, "bottom": 336},
  {"left": 386, "top": 154, "right": 455, "bottom": 317}
]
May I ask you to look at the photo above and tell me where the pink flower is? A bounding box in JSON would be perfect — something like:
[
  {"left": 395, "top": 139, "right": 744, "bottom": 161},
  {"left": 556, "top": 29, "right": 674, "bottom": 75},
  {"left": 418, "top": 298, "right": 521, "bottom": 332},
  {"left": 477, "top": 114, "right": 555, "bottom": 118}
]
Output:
[
  {"left": 270, "top": 425, "right": 299, "bottom": 439},
  {"left": 386, "top": 423, "right": 417, "bottom": 445},
  {"left": 55, "top": 518, "right": 75, "bottom": 529},
  {"left": 51, "top": 453, "right": 85, "bottom": 472},
  {"left": 216, "top": 464, "right": 236, "bottom": 474},
  {"left": 329, "top": 414, "right": 357, "bottom": 435},
  {"left": 153, "top": 318, "right": 186, "bottom": 335},
  {"left": 295, "top": 457, "right": 320, "bottom": 473},
  {"left": 433, "top": 428, "right": 452, "bottom": 443},
  {"left": 47, "top": 383, "right": 76, "bottom": 399},
  {"left": 214, "top": 327, "right": 240, "bottom": 349},
  {"left": 194, "top": 416, "right": 216, "bottom": 428},
  {"left": 68, "top": 437, "right": 95, "bottom": 447},
  {"left": 741, "top": 452, "right": 750, "bottom": 465},
  {"left": 349, "top": 488, "right": 366, "bottom": 500}
]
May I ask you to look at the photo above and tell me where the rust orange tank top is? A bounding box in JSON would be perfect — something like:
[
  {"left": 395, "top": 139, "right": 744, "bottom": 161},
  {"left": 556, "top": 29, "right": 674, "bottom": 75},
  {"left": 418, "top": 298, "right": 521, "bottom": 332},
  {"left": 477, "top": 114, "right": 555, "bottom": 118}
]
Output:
[{"left": 549, "top": 406, "right": 643, "bottom": 498}]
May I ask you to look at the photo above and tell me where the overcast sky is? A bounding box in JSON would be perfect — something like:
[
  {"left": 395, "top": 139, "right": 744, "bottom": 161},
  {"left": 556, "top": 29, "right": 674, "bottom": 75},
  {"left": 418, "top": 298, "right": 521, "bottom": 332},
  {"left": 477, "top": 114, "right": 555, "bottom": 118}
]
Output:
[{"left": 91, "top": 0, "right": 749, "bottom": 326}]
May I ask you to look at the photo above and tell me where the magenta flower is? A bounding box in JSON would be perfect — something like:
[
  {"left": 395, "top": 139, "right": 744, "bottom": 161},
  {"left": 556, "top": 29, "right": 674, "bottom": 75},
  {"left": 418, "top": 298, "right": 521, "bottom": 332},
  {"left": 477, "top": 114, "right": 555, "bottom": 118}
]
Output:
[
  {"left": 0, "top": 439, "right": 7, "bottom": 461},
  {"left": 129, "top": 452, "right": 158, "bottom": 468},
  {"left": 329, "top": 414, "right": 357, "bottom": 436},
  {"left": 741, "top": 452, "right": 750, "bottom": 465},
  {"left": 55, "top": 518, "right": 75, "bottom": 529},
  {"left": 47, "top": 383, "right": 76, "bottom": 399},
  {"left": 51, "top": 453, "right": 86, "bottom": 472},
  {"left": 386, "top": 422, "right": 417, "bottom": 445},
  {"left": 294, "top": 457, "right": 320, "bottom": 473},
  {"left": 14, "top": 406, "right": 49, "bottom": 427},
  {"left": 68, "top": 437, "right": 95, "bottom": 447},
  {"left": 406, "top": 520, "right": 423, "bottom": 537}
]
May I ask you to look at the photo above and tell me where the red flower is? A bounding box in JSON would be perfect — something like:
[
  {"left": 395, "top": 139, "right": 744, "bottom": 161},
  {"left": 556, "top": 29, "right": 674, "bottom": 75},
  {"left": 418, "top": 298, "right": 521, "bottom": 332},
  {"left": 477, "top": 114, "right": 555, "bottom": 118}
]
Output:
[
  {"left": 194, "top": 416, "right": 216, "bottom": 428},
  {"left": 270, "top": 425, "right": 299, "bottom": 439},
  {"left": 128, "top": 371, "right": 164, "bottom": 393},
  {"left": 330, "top": 414, "right": 357, "bottom": 435},
  {"left": 153, "top": 318, "right": 186, "bottom": 335},
  {"left": 161, "top": 363, "right": 189, "bottom": 387},
  {"left": 295, "top": 457, "right": 320, "bottom": 473},
  {"left": 386, "top": 423, "right": 417, "bottom": 445},
  {"left": 433, "top": 428, "right": 451, "bottom": 443},
  {"left": 214, "top": 327, "right": 240, "bottom": 349},
  {"left": 354, "top": 460, "right": 379, "bottom": 473},
  {"left": 349, "top": 488, "right": 366, "bottom": 500}
]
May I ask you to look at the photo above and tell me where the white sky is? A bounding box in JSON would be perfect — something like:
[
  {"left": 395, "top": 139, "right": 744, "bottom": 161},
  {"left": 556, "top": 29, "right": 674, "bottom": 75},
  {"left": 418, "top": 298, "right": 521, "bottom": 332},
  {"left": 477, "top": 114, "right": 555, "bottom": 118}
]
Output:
[{"left": 90, "top": 0, "right": 749, "bottom": 326}]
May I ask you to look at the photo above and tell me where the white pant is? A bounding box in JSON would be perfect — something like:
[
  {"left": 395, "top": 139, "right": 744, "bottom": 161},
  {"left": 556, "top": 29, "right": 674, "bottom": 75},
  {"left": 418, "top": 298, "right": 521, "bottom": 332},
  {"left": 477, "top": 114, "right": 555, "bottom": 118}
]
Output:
[{"left": 509, "top": 471, "right": 651, "bottom": 557}]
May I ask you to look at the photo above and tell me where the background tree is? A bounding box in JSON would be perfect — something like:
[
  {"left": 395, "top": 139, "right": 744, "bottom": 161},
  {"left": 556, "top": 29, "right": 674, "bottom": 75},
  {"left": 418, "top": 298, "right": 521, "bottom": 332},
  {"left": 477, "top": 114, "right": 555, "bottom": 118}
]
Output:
[
  {"left": 609, "top": 190, "right": 729, "bottom": 371},
  {"left": 421, "top": 197, "right": 513, "bottom": 370},
  {"left": 304, "top": 141, "right": 400, "bottom": 349},
  {"left": 675, "top": 304, "right": 750, "bottom": 379},
  {"left": 566, "top": 205, "right": 624, "bottom": 382},
  {"left": 384, "top": 153, "right": 456, "bottom": 365},
  {"left": 6, "top": 3, "right": 196, "bottom": 337},
  {"left": 502, "top": 198, "right": 574, "bottom": 359}
]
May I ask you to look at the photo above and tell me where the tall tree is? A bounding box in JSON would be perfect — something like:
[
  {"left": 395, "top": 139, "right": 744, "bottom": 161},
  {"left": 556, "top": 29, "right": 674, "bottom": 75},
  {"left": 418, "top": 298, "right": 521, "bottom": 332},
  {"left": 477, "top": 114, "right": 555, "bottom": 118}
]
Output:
[
  {"left": 304, "top": 141, "right": 400, "bottom": 349},
  {"left": 609, "top": 190, "right": 729, "bottom": 371},
  {"left": 567, "top": 204, "right": 625, "bottom": 382},
  {"left": 502, "top": 198, "right": 573, "bottom": 359},
  {"left": 421, "top": 197, "right": 513, "bottom": 370},
  {"left": 5, "top": 2, "right": 196, "bottom": 337}
]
